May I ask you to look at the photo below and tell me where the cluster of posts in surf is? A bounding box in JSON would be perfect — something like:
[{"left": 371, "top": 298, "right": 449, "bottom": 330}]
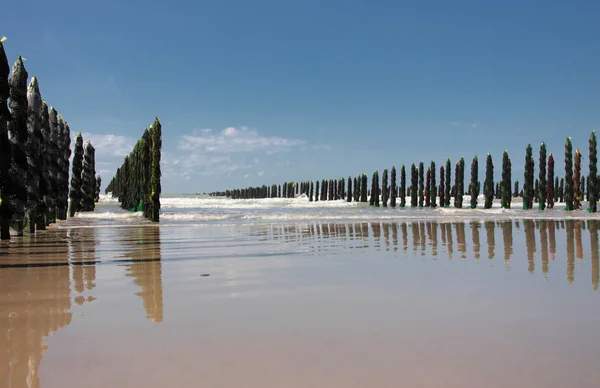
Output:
[
  {"left": 213, "top": 133, "right": 599, "bottom": 213},
  {"left": 0, "top": 38, "right": 99, "bottom": 240},
  {"left": 104, "top": 118, "right": 162, "bottom": 222}
]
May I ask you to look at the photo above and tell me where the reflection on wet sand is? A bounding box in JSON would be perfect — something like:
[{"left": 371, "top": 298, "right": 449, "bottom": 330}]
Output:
[
  {"left": 0, "top": 226, "right": 164, "bottom": 388},
  {"left": 0, "top": 263, "right": 72, "bottom": 387},
  {"left": 122, "top": 227, "right": 164, "bottom": 323},
  {"left": 1, "top": 219, "right": 599, "bottom": 387},
  {"left": 250, "top": 219, "right": 600, "bottom": 289}
]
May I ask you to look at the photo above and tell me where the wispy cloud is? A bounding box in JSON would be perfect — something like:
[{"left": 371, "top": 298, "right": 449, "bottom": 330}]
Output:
[
  {"left": 179, "top": 126, "right": 307, "bottom": 155},
  {"left": 168, "top": 126, "right": 314, "bottom": 179},
  {"left": 68, "top": 132, "right": 136, "bottom": 183},
  {"left": 79, "top": 132, "right": 136, "bottom": 157}
]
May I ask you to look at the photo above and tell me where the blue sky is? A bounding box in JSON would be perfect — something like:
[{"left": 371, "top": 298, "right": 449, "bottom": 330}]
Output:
[{"left": 4, "top": 0, "right": 600, "bottom": 193}]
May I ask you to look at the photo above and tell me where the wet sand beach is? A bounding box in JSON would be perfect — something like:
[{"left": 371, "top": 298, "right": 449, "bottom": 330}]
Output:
[{"left": 1, "top": 211, "right": 600, "bottom": 387}]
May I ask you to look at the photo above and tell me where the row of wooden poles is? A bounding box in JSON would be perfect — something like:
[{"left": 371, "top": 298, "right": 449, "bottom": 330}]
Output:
[
  {"left": 104, "top": 118, "right": 163, "bottom": 222},
  {"left": 212, "top": 133, "right": 599, "bottom": 212},
  {"left": 0, "top": 38, "right": 100, "bottom": 240}
]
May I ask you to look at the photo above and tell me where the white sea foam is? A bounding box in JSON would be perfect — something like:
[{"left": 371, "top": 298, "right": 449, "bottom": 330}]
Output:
[
  {"left": 72, "top": 194, "right": 599, "bottom": 227},
  {"left": 74, "top": 211, "right": 143, "bottom": 220},
  {"left": 159, "top": 196, "right": 357, "bottom": 209}
]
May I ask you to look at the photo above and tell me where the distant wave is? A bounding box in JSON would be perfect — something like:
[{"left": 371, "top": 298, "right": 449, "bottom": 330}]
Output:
[{"left": 77, "top": 195, "right": 596, "bottom": 227}]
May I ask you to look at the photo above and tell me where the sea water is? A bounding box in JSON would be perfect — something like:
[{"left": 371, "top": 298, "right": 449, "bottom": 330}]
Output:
[{"left": 0, "top": 194, "right": 599, "bottom": 387}]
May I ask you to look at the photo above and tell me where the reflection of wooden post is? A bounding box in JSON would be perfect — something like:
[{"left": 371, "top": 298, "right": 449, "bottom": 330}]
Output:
[
  {"left": 426, "top": 222, "right": 433, "bottom": 253},
  {"left": 383, "top": 223, "right": 390, "bottom": 251},
  {"left": 485, "top": 221, "right": 495, "bottom": 259},
  {"left": 524, "top": 220, "right": 536, "bottom": 274},
  {"left": 589, "top": 220, "right": 599, "bottom": 291},
  {"left": 372, "top": 222, "right": 381, "bottom": 249},
  {"left": 456, "top": 222, "right": 466, "bottom": 259},
  {"left": 540, "top": 221, "right": 549, "bottom": 278},
  {"left": 391, "top": 223, "right": 398, "bottom": 251},
  {"left": 411, "top": 222, "right": 420, "bottom": 254},
  {"left": 0, "top": 264, "right": 73, "bottom": 388},
  {"left": 401, "top": 223, "right": 408, "bottom": 253},
  {"left": 431, "top": 222, "right": 438, "bottom": 257},
  {"left": 419, "top": 222, "right": 426, "bottom": 256},
  {"left": 126, "top": 227, "right": 164, "bottom": 323},
  {"left": 471, "top": 221, "right": 480, "bottom": 260},
  {"left": 502, "top": 221, "right": 513, "bottom": 270},
  {"left": 575, "top": 220, "right": 583, "bottom": 263},
  {"left": 548, "top": 220, "right": 556, "bottom": 261},
  {"left": 445, "top": 223, "right": 454, "bottom": 259},
  {"left": 566, "top": 220, "right": 575, "bottom": 284},
  {"left": 441, "top": 222, "right": 447, "bottom": 246}
]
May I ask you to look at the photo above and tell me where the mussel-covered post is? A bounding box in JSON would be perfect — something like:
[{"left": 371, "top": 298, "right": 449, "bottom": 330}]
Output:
[
  {"left": 439, "top": 165, "right": 445, "bottom": 208},
  {"left": 390, "top": 167, "right": 396, "bottom": 208},
  {"left": 150, "top": 118, "right": 162, "bottom": 221},
  {"left": 501, "top": 151, "right": 511, "bottom": 209},
  {"left": 425, "top": 168, "right": 431, "bottom": 207},
  {"left": 0, "top": 38, "right": 11, "bottom": 239},
  {"left": 469, "top": 155, "right": 479, "bottom": 209},
  {"left": 411, "top": 164, "right": 417, "bottom": 207},
  {"left": 523, "top": 144, "right": 534, "bottom": 210},
  {"left": 538, "top": 143, "right": 547, "bottom": 210},
  {"left": 8, "top": 56, "right": 28, "bottom": 235},
  {"left": 69, "top": 133, "right": 84, "bottom": 217},
  {"left": 430, "top": 161, "right": 436, "bottom": 208},
  {"left": 81, "top": 142, "right": 96, "bottom": 212},
  {"left": 547, "top": 154, "right": 555, "bottom": 209},
  {"left": 444, "top": 159, "right": 451, "bottom": 207},
  {"left": 400, "top": 165, "right": 406, "bottom": 208},
  {"left": 381, "top": 169, "right": 388, "bottom": 207},
  {"left": 589, "top": 131, "right": 598, "bottom": 212},
  {"left": 26, "top": 77, "right": 43, "bottom": 232},
  {"left": 564, "top": 137, "right": 574, "bottom": 210},
  {"left": 347, "top": 176, "right": 352, "bottom": 202},
  {"left": 418, "top": 162, "right": 424, "bottom": 208},
  {"left": 484, "top": 153, "right": 493, "bottom": 209},
  {"left": 360, "top": 173, "right": 368, "bottom": 202},
  {"left": 574, "top": 148, "right": 582, "bottom": 210}
]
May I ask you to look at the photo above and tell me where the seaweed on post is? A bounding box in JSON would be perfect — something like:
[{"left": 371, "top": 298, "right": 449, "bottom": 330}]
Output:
[
  {"left": 564, "top": 137, "right": 574, "bottom": 210},
  {"left": 523, "top": 144, "right": 534, "bottom": 210},
  {"left": 26, "top": 77, "right": 43, "bottom": 231},
  {"left": 589, "top": 131, "right": 598, "bottom": 212},
  {"left": 484, "top": 153, "right": 493, "bottom": 209},
  {"left": 418, "top": 162, "right": 424, "bottom": 208},
  {"left": 68, "top": 134, "right": 84, "bottom": 217},
  {"left": 547, "top": 154, "right": 555, "bottom": 209},
  {"left": 430, "top": 161, "right": 436, "bottom": 208},
  {"left": 501, "top": 151, "right": 511, "bottom": 209},
  {"left": 0, "top": 37, "right": 10, "bottom": 239},
  {"left": 400, "top": 165, "right": 406, "bottom": 208},
  {"left": 469, "top": 155, "right": 479, "bottom": 209},
  {"left": 574, "top": 148, "right": 581, "bottom": 210},
  {"left": 538, "top": 143, "right": 547, "bottom": 210},
  {"left": 8, "top": 56, "right": 28, "bottom": 234}
]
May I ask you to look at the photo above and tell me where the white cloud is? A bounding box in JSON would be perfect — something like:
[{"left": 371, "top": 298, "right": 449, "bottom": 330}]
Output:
[
  {"left": 167, "top": 126, "right": 313, "bottom": 180},
  {"left": 68, "top": 132, "right": 136, "bottom": 185},
  {"left": 78, "top": 132, "right": 136, "bottom": 157},
  {"left": 179, "top": 126, "right": 307, "bottom": 155}
]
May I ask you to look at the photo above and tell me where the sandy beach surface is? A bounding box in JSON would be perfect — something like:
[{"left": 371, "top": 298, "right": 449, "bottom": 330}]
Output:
[{"left": 1, "top": 199, "right": 600, "bottom": 387}]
